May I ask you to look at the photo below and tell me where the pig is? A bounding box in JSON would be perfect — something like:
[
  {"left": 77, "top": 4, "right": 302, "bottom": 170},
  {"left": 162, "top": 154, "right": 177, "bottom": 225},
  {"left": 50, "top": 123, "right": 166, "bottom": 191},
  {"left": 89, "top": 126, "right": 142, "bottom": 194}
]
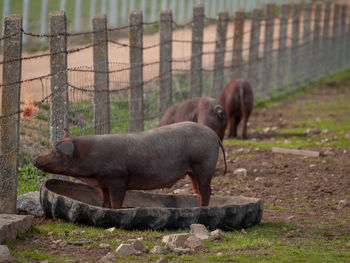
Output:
[
  {"left": 219, "top": 79, "right": 254, "bottom": 139},
  {"left": 158, "top": 97, "right": 227, "bottom": 141},
  {"left": 33, "top": 122, "right": 227, "bottom": 209}
]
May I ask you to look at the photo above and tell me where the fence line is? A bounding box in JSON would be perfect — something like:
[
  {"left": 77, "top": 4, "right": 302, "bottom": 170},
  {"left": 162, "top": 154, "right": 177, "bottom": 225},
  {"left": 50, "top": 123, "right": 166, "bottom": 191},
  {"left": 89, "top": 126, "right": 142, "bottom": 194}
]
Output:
[
  {"left": 0, "top": 1, "right": 350, "bottom": 213},
  {"left": 1, "top": 0, "right": 308, "bottom": 43}
]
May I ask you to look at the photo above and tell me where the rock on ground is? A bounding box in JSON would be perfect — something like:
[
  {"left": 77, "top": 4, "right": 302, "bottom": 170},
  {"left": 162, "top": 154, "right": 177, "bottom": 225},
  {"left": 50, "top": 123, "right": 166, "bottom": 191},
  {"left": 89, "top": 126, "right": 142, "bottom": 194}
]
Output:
[
  {"left": 151, "top": 245, "right": 163, "bottom": 254},
  {"left": 99, "top": 252, "right": 117, "bottom": 263},
  {"left": 132, "top": 239, "right": 149, "bottom": 253},
  {"left": 0, "top": 245, "right": 11, "bottom": 263},
  {"left": 184, "top": 235, "right": 203, "bottom": 250},
  {"left": 0, "top": 214, "right": 33, "bottom": 244},
  {"left": 115, "top": 244, "right": 142, "bottom": 256},
  {"left": 162, "top": 233, "right": 192, "bottom": 247},
  {"left": 210, "top": 229, "right": 224, "bottom": 239},
  {"left": 17, "top": 191, "right": 44, "bottom": 217},
  {"left": 233, "top": 168, "right": 248, "bottom": 177},
  {"left": 190, "top": 224, "right": 210, "bottom": 240}
]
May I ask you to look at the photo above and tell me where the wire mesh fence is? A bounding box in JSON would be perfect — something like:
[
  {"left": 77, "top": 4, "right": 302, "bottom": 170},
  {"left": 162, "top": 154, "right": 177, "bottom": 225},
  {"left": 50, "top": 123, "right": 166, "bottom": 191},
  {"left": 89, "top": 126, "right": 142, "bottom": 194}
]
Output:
[{"left": 0, "top": 1, "right": 350, "bottom": 213}]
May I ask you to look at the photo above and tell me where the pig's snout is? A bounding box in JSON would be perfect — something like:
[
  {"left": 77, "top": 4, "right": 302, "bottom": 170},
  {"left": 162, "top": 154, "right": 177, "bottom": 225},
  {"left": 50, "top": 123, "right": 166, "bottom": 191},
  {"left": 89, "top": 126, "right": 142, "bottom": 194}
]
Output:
[{"left": 33, "top": 155, "right": 44, "bottom": 169}]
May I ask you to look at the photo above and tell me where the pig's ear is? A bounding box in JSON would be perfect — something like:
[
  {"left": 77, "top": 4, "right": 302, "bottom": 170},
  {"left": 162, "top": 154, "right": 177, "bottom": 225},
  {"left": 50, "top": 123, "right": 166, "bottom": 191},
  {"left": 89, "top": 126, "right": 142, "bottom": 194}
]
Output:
[
  {"left": 63, "top": 128, "right": 70, "bottom": 138},
  {"left": 56, "top": 141, "right": 74, "bottom": 156},
  {"left": 214, "top": 105, "right": 225, "bottom": 119}
]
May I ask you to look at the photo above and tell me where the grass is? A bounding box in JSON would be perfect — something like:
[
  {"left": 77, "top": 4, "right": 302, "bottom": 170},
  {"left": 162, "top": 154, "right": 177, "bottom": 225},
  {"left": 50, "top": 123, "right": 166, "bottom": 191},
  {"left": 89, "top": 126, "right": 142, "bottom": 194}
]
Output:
[
  {"left": 225, "top": 69, "right": 350, "bottom": 150},
  {"left": 17, "top": 164, "right": 49, "bottom": 195},
  {"left": 6, "top": 221, "right": 350, "bottom": 262}
]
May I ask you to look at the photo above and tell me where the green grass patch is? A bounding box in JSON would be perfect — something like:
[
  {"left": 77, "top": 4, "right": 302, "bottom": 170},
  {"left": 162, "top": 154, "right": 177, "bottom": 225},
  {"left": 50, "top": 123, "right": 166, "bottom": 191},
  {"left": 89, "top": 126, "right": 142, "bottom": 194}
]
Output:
[
  {"left": 7, "top": 220, "right": 350, "bottom": 262},
  {"left": 17, "top": 164, "right": 49, "bottom": 195}
]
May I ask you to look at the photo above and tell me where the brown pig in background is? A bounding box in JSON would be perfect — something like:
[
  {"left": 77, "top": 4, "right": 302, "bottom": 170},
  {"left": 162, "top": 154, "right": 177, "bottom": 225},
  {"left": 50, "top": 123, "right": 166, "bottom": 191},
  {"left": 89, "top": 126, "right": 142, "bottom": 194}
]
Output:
[
  {"left": 158, "top": 97, "right": 227, "bottom": 141},
  {"left": 33, "top": 122, "right": 227, "bottom": 209},
  {"left": 219, "top": 79, "right": 254, "bottom": 139}
]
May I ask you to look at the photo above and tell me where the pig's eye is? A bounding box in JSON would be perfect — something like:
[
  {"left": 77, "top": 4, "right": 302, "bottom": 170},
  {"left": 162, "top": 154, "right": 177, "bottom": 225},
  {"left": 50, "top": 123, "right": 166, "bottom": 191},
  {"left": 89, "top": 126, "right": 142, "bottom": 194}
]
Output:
[{"left": 53, "top": 148, "right": 62, "bottom": 157}]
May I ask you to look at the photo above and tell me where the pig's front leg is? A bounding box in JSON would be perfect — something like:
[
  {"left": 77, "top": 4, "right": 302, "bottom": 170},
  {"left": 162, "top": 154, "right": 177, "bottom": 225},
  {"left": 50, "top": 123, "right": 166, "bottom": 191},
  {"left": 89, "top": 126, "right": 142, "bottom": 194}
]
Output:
[{"left": 98, "top": 188, "right": 111, "bottom": 208}]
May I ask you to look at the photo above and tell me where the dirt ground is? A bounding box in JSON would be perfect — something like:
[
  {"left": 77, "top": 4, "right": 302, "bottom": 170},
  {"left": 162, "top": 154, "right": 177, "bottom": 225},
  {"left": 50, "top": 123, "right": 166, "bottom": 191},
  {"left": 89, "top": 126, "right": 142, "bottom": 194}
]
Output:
[
  {"left": 154, "top": 77, "right": 350, "bottom": 228},
  {"left": 10, "top": 71, "right": 350, "bottom": 262}
]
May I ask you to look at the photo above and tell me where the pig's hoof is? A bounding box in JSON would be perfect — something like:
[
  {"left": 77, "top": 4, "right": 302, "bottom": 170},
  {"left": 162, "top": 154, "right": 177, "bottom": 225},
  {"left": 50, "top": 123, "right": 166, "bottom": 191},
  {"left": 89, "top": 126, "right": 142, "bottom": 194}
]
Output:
[{"left": 40, "top": 179, "right": 264, "bottom": 230}]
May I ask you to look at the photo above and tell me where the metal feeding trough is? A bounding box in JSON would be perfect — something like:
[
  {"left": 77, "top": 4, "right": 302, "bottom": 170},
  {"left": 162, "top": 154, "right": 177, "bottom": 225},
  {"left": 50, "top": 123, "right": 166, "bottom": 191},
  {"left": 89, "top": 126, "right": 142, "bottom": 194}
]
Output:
[{"left": 40, "top": 179, "right": 263, "bottom": 230}]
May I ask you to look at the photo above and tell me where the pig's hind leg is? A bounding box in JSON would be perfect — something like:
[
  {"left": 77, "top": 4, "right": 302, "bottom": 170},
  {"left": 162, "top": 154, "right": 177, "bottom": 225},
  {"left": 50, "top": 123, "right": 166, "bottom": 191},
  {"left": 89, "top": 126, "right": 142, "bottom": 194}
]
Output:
[
  {"left": 189, "top": 169, "right": 213, "bottom": 206},
  {"left": 98, "top": 188, "right": 111, "bottom": 208},
  {"left": 108, "top": 179, "right": 126, "bottom": 209}
]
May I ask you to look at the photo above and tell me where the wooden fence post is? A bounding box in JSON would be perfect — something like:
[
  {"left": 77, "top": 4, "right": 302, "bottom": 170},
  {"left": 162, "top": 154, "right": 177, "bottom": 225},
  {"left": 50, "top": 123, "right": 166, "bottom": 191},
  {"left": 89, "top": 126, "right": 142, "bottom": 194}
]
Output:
[
  {"left": 332, "top": 3, "right": 341, "bottom": 72},
  {"left": 231, "top": 9, "right": 244, "bottom": 78},
  {"left": 290, "top": 3, "right": 300, "bottom": 86},
  {"left": 313, "top": 3, "right": 322, "bottom": 79},
  {"left": 50, "top": 11, "right": 68, "bottom": 180},
  {"left": 340, "top": 4, "right": 348, "bottom": 69},
  {"left": 129, "top": 10, "right": 144, "bottom": 132},
  {"left": 212, "top": 11, "right": 228, "bottom": 98},
  {"left": 302, "top": 2, "right": 312, "bottom": 82},
  {"left": 159, "top": 10, "right": 173, "bottom": 117},
  {"left": 247, "top": 8, "right": 262, "bottom": 93},
  {"left": 347, "top": 4, "right": 350, "bottom": 67},
  {"left": 0, "top": 15, "right": 22, "bottom": 214},
  {"left": 50, "top": 11, "right": 68, "bottom": 145},
  {"left": 322, "top": 1, "right": 331, "bottom": 75},
  {"left": 275, "top": 4, "right": 289, "bottom": 90},
  {"left": 190, "top": 3, "right": 204, "bottom": 98},
  {"left": 262, "top": 3, "right": 275, "bottom": 95},
  {"left": 93, "top": 13, "right": 110, "bottom": 135}
]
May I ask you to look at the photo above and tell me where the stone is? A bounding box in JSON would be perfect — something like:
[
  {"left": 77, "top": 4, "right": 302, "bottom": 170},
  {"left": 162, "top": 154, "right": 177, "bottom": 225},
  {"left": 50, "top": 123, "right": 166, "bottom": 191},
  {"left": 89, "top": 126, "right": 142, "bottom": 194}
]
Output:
[
  {"left": 151, "top": 245, "right": 163, "bottom": 254},
  {"left": 165, "top": 241, "right": 191, "bottom": 254},
  {"left": 99, "top": 252, "right": 118, "bottom": 263},
  {"left": 99, "top": 243, "right": 111, "bottom": 249},
  {"left": 155, "top": 256, "right": 167, "bottom": 263},
  {"left": 184, "top": 235, "right": 203, "bottom": 250},
  {"left": 59, "top": 241, "right": 68, "bottom": 248},
  {"left": 173, "top": 188, "right": 187, "bottom": 194},
  {"left": 322, "top": 149, "right": 334, "bottom": 156},
  {"left": 0, "top": 245, "right": 11, "bottom": 263},
  {"left": 210, "top": 229, "right": 224, "bottom": 239},
  {"left": 240, "top": 229, "right": 247, "bottom": 235},
  {"left": 0, "top": 214, "right": 33, "bottom": 244},
  {"left": 70, "top": 229, "right": 84, "bottom": 236},
  {"left": 106, "top": 227, "right": 115, "bottom": 233},
  {"left": 337, "top": 200, "right": 350, "bottom": 210},
  {"left": 17, "top": 191, "right": 44, "bottom": 217},
  {"left": 164, "top": 241, "right": 175, "bottom": 251},
  {"left": 190, "top": 224, "right": 210, "bottom": 240},
  {"left": 217, "top": 252, "right": 223, "bottom": 256},
  {"left": 115, "top": 244, "right": 142, "bottom": 256},
  {"left": 233, "top": 168, "right": 247, "bottom": 177},
  {"left": 236, "top": 148, "right": 250, "bottom": 154},
  {"left": 162, "top": 233, "right": 192, "bottom": 247},
  {"left": 52, "top": 239, "right": 61, "bottom": 244},
  {"left": 132, "top": 239, "right": 149, "bottom": 253}
]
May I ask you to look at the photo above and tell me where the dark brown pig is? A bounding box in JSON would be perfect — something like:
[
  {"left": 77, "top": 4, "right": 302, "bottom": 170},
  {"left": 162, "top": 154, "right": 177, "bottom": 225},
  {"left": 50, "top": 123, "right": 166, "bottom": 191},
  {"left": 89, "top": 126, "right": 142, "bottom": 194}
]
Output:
[
  {"left": 158, "top": 97, "right": 227, "bottom": 141},
  {"left": 33, "top": 122, "right": 227, "bottom": 209},
  {"left": 219, "top": 79, "right": 254, "bottom": 139}
]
